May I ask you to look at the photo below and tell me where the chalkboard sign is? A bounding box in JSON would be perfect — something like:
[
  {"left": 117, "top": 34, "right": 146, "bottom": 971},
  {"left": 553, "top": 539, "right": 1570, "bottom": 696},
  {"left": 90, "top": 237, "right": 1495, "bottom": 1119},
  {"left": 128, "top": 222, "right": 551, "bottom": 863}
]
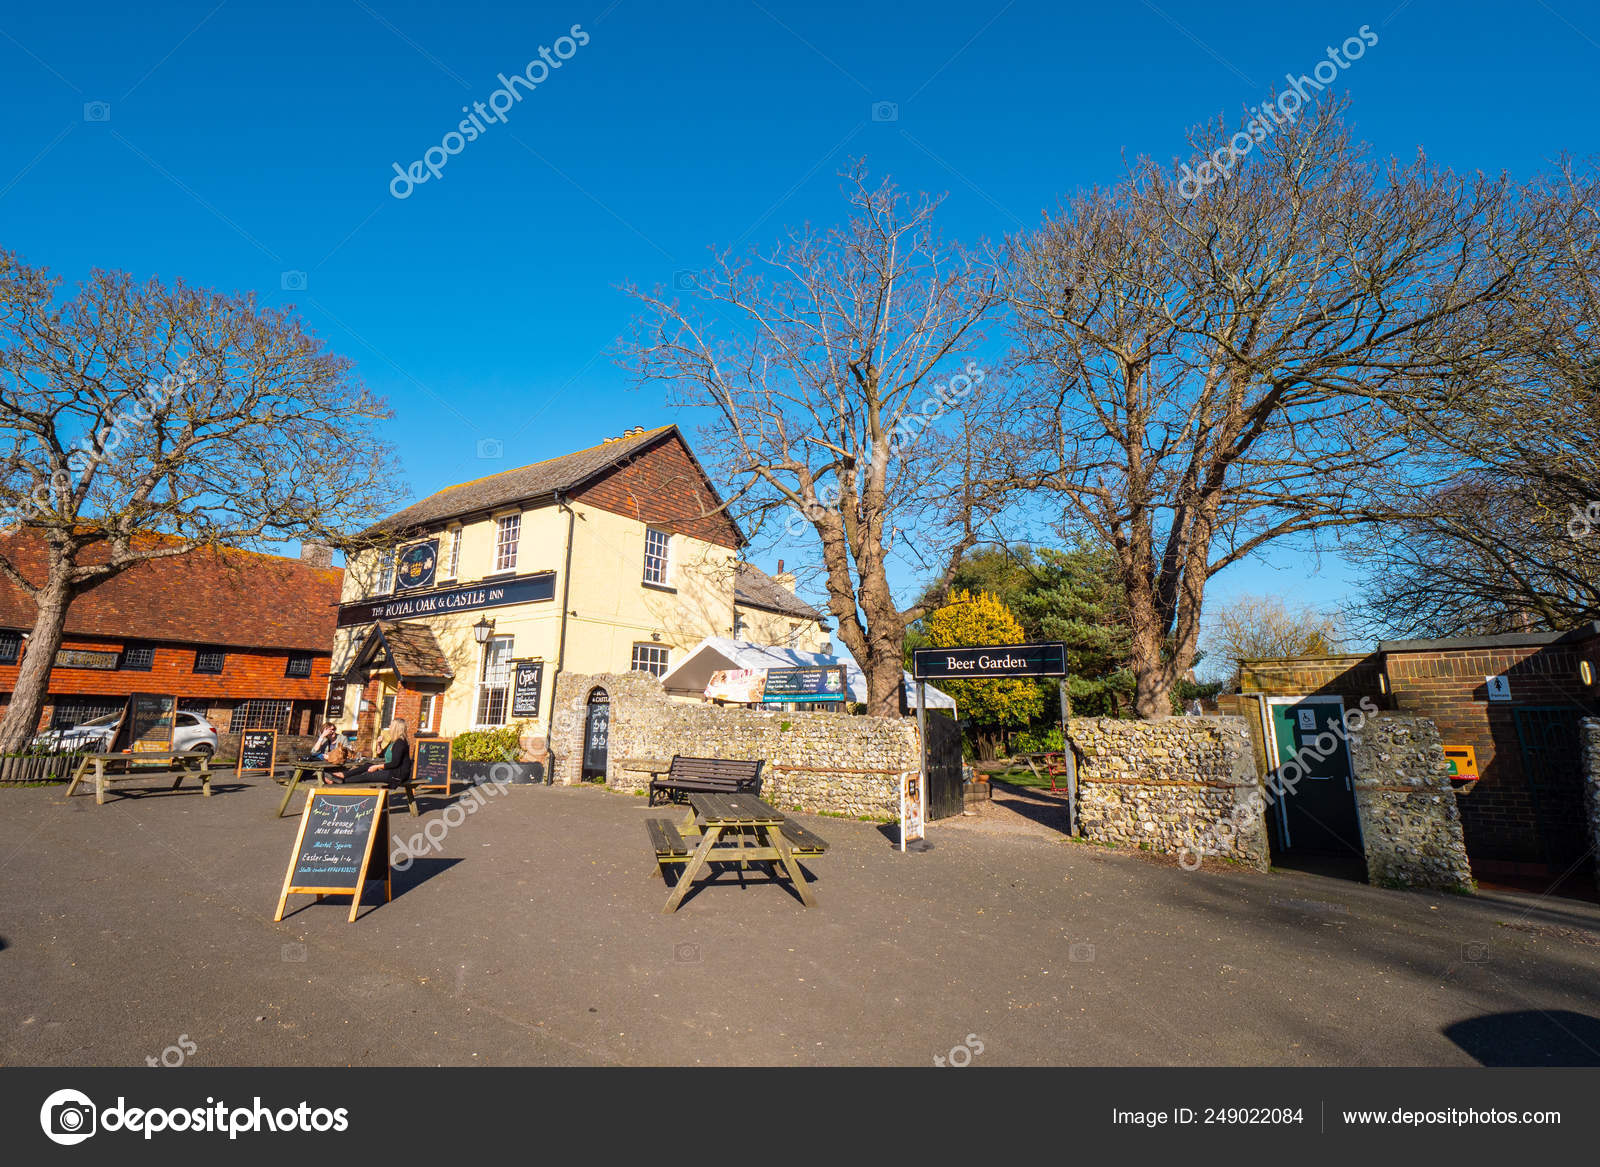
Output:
[
  {"left": 511, "top": 660, "right": 544, "bottom": 719},
  {"left": 120, "top": 693, "right": 176, "bottom": 753},
  {"left": 273, "top": 788, "right": 391, "bottom": 924},
  {"left": 413, "top": 737, "right": 452, "bottom": 793},
  {"left": 582, "top": 700, "right": 610, "bottom": 777},
  {"left": 239, "top": 729, "right": 277, "bottom": 774},
  {"left": 325, "top": 676, "right": 346, "bottom": 720}
]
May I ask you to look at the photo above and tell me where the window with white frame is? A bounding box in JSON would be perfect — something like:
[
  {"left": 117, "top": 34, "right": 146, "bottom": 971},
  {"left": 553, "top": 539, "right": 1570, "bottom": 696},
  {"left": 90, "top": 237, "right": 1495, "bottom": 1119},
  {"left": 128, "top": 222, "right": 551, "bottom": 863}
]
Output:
[
  {"left": 475, "top": 635, "right": 514, "bottom": 726},
  {"left": 495, "top": 515, "right": 520, "bottom": 573},
  {"left": 643, "top": 528, "right": 670, "bottom": 585},
  {"left": 442, "top": 527, "right": 460, "bottom": 580},
  {"left": 418, "top": 693, "right": 436, "bottom": 733},
  {"left": 376, "top": 550, "right": 395, "bottom": 595},
  {"left": 631, "top": 642, "right": 669, "bottom": 677}
]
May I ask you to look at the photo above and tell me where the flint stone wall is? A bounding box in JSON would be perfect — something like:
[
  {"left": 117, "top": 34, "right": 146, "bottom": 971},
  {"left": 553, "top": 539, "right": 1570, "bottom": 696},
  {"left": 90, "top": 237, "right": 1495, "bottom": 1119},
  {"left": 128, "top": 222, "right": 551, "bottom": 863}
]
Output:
[
  {"left": 1346, "top": 713, "right": 1474, "bottom": 892},
  {"left": 549, "top": 671, "right": 916, "bottom": 819},
  {"left": 1070, "top": 716, "right": 1269, "bottom": 871},
  {"left": 1583, "top": 719, "right": 1600, "bottom": 894}
]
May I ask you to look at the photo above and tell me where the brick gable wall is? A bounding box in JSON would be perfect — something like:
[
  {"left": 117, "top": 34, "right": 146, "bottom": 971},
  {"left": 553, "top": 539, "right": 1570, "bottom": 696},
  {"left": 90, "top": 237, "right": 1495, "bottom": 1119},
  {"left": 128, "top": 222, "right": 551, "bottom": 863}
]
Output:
[{"left": 571, "top": 434, "right": 743, "bottom": 550}]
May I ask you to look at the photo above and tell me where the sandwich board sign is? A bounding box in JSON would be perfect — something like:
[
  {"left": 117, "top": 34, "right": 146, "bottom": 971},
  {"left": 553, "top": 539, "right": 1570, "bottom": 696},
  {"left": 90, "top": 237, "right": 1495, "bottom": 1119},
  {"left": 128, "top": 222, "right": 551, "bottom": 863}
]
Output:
[
  {"left": 412, "top": 737, "right": 452, "bottom": 794},
  {"left": 239, "top": 729, "right": 277, "bottom": 775},
  {"left": 273, "top": 788, "right": 390, "bottom": 923},
  {"left": 899, "top": 771, "right": 925, "bottom": 852},
  {"left": 116, "top": 693, "right": 177, "bottom": 753}
]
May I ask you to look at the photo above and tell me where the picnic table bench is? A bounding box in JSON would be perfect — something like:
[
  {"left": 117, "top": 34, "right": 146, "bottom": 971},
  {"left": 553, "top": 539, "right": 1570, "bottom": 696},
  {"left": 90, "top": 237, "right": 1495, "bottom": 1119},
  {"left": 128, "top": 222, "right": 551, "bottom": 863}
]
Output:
[
  {"left": 65, "top": 751, "right": 213, "bottom": 805},
  {"left": 647, "top": 755, "right": 764, "bottom": 806},
  {"left": 647, "top": 792, "right": 827, "bottom": 913}
]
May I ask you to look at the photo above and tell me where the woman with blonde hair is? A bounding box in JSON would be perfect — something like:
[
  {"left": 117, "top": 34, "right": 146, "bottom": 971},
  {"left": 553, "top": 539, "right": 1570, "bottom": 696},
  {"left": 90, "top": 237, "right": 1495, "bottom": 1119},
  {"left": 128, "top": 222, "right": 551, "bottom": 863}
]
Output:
[{"left": 325, "top": 718, "right": 411, "bottom": 787}]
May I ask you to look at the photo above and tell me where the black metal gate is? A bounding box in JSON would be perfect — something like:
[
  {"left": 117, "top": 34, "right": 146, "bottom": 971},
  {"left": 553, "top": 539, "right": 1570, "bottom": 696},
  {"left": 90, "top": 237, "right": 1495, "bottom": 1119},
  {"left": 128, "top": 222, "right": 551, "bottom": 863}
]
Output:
[
  {"left": 1513, "top": 707, "right": 1589, "bottom": 872},
  {"left": 923, "top": 713, "right": 964, "bottom": 821}
]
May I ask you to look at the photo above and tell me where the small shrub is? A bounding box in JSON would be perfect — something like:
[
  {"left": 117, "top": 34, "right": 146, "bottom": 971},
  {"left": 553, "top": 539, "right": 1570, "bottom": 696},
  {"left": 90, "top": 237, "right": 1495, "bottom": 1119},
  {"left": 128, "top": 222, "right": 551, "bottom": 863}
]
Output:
[
  {"left": 450, "top": 723, "right": 527, "bottom": 762},
  {"left": 1011, "top": 727, "right": 1064, "bottom": 755}
]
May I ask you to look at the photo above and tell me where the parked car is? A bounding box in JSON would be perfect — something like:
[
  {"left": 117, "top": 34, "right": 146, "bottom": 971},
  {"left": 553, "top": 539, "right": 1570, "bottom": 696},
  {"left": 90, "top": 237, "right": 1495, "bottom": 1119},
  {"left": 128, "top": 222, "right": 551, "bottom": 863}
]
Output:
[{"left": 31, "top": 711, "right": 219, "bottom": 756}]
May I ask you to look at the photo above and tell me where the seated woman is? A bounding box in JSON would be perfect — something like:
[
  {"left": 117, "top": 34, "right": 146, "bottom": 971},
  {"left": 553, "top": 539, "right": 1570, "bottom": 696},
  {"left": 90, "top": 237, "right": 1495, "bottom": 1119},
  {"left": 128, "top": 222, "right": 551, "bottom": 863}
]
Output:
[{"left": 326, "top": 719, "right": 411, "bottom": 787}]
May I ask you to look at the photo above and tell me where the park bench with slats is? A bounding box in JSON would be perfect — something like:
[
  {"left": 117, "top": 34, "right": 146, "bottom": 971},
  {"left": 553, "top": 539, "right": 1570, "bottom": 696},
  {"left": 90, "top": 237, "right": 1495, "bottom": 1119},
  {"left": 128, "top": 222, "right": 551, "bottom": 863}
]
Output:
[{"left": 647, "top": 755, "right": 764, "bottom": 806}]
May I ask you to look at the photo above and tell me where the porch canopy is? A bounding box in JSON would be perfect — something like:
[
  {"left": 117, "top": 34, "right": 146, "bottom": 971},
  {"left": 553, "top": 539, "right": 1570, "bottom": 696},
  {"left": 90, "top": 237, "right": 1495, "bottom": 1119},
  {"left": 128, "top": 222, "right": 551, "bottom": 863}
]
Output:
[{"left": 660, "top": 636, "right": 957, "bottom": 713}]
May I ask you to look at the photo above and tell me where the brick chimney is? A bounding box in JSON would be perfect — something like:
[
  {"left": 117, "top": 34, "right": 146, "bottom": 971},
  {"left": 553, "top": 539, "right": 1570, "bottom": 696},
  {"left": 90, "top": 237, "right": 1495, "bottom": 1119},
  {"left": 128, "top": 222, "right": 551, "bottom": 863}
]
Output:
[{"left": 299, "top": 541, "right": 334, "bottom": 568}]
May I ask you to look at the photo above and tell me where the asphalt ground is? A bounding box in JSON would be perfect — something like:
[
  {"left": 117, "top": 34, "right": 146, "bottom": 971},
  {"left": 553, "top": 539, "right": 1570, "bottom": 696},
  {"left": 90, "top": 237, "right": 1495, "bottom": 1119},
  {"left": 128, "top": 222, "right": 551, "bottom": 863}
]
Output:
[{"left": 3, "top": 775, "right": 1600, "bottom": 1067}]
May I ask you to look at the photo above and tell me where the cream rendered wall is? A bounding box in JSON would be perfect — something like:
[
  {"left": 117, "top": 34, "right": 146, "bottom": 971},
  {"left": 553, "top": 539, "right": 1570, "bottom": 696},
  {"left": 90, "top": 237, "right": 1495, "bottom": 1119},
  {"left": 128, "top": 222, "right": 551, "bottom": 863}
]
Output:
[
  {"left": 333, "top": 500, "right": 743, "bottom": 739},
  {"left": 736, "top": 604, "right": 831, "bottom": 654},
  {"left": 559, "top": 502, "right": 738, "bottom": 678}
]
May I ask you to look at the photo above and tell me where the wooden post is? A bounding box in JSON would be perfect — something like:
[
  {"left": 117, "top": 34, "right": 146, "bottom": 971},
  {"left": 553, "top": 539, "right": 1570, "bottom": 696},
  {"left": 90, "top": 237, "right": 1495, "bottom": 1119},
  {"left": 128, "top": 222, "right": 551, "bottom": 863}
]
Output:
[{"left": 1059, "top": 681, "right": 1077, "bottom": 837}]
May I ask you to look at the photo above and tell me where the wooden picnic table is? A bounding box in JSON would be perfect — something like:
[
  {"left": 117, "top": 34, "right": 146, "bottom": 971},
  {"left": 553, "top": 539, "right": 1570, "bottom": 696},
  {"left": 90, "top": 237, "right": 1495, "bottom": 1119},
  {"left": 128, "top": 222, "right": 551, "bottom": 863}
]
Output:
[
  {"left": 65, "top": 750, "right": 213, "bottom": 805},
  {"left": 274, "top": 759, "right": 419, "bottom": 819},
  {"left": 653, "top": 792, "right": 821, "bottom": 914}
]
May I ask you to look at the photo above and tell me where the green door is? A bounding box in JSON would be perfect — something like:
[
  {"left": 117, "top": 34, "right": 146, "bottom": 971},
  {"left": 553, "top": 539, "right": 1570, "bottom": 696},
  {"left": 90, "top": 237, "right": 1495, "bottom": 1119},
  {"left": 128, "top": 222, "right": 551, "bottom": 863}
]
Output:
[{"left": 1267, "top": 699, "right": 1364, "bottom": 858}]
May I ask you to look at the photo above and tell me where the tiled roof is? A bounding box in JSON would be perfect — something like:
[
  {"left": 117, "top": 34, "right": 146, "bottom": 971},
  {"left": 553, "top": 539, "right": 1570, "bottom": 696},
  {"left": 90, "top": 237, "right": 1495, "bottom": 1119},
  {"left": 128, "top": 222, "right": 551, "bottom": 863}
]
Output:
[
  {"left": 373, "top": 620, "right": 453, "bottom": 683},
  {"left": 370, "top": 426, "right": 677, "bottom": 535},
  {"left": 735, "top": 562, "right": 826, "bottom": 623},
  {"left": 0, "top": 533, "right": 342, "bottom": 652}
]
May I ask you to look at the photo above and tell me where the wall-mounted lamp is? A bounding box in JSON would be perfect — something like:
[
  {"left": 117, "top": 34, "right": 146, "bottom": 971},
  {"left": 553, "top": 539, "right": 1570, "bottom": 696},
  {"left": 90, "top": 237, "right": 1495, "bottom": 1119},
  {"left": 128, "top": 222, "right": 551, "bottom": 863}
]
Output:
[
  {"left": 473, "top": 616, "right": 496, "bottom": 646},
  {"left": 1580, "top": 660, "right": 1595, "bottom": 687}
]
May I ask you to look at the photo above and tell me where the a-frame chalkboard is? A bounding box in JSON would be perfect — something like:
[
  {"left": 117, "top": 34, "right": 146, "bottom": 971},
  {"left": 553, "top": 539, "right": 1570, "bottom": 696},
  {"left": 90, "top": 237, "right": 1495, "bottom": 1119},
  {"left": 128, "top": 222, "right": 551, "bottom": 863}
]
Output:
[{"left": 273, "top": 787, "right": 391, "bottom": 923}]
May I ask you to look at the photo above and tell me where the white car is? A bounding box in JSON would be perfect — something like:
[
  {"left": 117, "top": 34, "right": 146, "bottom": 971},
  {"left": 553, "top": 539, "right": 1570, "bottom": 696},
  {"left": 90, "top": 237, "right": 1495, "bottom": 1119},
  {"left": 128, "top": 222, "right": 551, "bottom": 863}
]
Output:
[{"left": 32, "top": 710, "right": 219, "bottom": 755}]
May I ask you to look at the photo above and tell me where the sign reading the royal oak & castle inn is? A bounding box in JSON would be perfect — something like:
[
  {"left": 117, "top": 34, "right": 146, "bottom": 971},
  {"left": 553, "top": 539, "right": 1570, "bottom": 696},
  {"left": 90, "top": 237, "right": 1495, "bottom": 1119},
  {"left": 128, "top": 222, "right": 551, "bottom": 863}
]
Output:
[
  {"left": 912, "top": 641, "right": 1070, "bottom": 680},
  {"left": 336, "top": 571, "right": 556, "bottom": 627},
  {"left": 393, "top": 538, "right": 439, "bottom": 591}
]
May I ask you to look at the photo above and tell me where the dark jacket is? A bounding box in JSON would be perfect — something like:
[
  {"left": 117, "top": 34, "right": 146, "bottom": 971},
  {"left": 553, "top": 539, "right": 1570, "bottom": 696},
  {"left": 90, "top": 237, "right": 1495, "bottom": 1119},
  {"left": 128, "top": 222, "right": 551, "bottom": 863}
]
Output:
[{"left": 381, "top": 735, "right": 411, "bottom": 778}]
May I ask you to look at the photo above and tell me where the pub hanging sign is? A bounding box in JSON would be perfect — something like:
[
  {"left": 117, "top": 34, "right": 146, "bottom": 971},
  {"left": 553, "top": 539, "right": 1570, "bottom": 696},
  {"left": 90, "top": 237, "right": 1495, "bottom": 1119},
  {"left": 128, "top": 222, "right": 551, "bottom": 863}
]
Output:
[
  {"left": 325, "top": 675, "right": 347, "bottom": 720},
  {"left": 394, "top": 538, "right": 439, "bottom": 591}
]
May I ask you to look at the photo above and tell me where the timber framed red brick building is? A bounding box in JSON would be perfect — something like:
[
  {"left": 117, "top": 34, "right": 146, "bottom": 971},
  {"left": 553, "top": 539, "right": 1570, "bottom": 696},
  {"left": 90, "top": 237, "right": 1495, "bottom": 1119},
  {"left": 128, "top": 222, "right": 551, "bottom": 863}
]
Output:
[
  {"left": 0, "top": 535, "right": 341, "bottom": 739},
  {"left": 1242, "top": 625, "right": 1600, "bottom": 885}
]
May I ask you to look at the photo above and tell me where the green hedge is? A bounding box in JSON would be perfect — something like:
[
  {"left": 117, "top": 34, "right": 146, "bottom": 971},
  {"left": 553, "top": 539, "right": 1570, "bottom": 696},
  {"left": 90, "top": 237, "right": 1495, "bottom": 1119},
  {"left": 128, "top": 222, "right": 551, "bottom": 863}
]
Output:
[{"left": 449, "top": 723, "right": 528, "bottom": 762}]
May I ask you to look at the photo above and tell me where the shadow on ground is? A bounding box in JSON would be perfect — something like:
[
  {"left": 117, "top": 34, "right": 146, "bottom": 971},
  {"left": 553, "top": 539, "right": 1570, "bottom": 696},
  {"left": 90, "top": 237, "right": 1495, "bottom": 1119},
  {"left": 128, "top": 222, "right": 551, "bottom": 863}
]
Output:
[{"left": 1444, "top": 1010, "right": 1600, "bottom": 1066}]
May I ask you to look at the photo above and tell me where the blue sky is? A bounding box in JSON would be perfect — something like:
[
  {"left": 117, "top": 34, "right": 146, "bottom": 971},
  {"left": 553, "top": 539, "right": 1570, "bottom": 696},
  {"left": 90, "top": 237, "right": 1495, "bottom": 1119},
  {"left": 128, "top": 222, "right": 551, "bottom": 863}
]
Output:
[{"left": 1, "top": 0, "right": 1594, "bottom": 649}]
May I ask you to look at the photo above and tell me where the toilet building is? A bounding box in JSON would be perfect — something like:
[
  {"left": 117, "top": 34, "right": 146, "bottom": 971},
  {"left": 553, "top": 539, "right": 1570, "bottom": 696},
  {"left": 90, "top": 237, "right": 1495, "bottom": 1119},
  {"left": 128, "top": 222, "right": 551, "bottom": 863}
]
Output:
[
  {"left": 329, "top": 425, "right": 830, "bottom": 758},
  {"left": 1239, "top": 624, "right": 1600, "bottom": 886}
]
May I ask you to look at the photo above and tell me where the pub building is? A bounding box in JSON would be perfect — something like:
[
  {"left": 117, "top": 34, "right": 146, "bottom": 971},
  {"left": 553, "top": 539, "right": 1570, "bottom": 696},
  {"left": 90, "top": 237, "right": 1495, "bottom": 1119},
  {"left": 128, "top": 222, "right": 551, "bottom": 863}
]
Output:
[
  {"left": 331, "top": 425, "right": 830, "bottom": 760},
  {"left": 0, "top": 534, "right": 341, "bottom": 742}
]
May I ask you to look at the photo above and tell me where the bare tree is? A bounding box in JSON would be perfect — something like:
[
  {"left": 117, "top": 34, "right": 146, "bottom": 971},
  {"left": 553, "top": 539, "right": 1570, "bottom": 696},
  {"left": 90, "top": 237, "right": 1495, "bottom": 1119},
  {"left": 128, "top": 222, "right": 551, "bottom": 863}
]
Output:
[
  {"left": 1204, "top": 592, "right": 1340, "bottom": 688},
  {"left": 1349, "top": 159, "right": 1600, "bottom": 636},
  {"left": 0, "top": 253, "right": 404, "bottom": 751},
  {"left": 1009, "top": 98, "right": 1535, "bottom": 717},
  {"left": 621, "top": 167, "right": 1019, "bottom": 714}
]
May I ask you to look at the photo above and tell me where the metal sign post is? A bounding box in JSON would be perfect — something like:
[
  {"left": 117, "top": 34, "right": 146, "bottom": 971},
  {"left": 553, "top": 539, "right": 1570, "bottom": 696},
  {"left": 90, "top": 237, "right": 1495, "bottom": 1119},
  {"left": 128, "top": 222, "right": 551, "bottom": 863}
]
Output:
[{"left": 1059, "top": 681, "right": 1077, "bottom": 837}]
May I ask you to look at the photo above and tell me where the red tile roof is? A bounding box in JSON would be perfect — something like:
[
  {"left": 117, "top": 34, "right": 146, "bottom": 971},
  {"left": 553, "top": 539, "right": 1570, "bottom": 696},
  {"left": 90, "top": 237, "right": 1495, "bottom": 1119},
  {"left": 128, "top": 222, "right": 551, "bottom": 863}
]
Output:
[{"left": 0, "top": 533, "right": 342, "bottom": 653}]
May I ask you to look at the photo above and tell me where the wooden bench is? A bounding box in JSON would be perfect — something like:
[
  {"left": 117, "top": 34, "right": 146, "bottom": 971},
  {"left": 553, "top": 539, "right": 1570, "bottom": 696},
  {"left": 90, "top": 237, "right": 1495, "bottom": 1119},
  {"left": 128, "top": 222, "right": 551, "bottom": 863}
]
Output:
[
  {"left": 645, "top": 817, "right": 691, "bottom": 859},
  {"left": 778, "top": 818, "right": 830, "bottom": 856},
  {"left": 647, "top": 756, "right": 764, "bottom": 806}
]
